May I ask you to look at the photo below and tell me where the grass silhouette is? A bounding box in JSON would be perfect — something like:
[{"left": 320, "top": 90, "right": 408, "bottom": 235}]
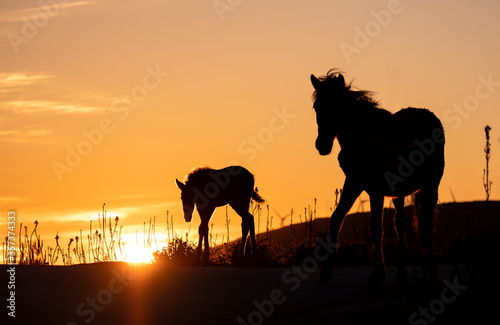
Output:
[{"left": 2, "top": 200, "right": 499, "bottom": 268}]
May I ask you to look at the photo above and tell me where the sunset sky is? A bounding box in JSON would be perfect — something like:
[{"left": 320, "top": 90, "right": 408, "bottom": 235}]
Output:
[{"left": 1, "top": 0, "right": 499, "bottom": 258}]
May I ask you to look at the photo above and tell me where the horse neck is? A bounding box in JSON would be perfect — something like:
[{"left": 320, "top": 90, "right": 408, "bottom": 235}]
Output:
[
  {"left": 188, "top": 169, "right": 212, "bottom": 188},
  {"left": 337, "top": 104, "right": 371, "bottom": 139},
  {"left": 336, "top": 102, "right": 375, "bottom": 145}
]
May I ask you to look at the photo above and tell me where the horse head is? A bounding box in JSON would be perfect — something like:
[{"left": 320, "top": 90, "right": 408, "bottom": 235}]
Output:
[
  {"left": 310, "top": 71, "right": 348, "bottom": 155},
  {"left": 176, "top": 179, "right": 195, "bottom": 222}
]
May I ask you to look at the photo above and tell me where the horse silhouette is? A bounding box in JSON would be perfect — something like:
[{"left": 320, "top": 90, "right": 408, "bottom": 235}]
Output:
[
  {"left": 176, "top": 166, "right": 264, "bottom": 263},
  {"left": 311, "top": 70, "right": 445, "bottom": 287}
]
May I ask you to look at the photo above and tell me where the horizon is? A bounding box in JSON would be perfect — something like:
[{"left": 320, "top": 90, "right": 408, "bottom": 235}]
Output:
[{"left": 1, "top": 0, "right": 499, "bottom": 260}]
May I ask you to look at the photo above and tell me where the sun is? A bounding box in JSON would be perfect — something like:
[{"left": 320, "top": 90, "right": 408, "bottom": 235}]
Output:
[{"left": 124, "top": 246, "right": 154, "bottom": 264}]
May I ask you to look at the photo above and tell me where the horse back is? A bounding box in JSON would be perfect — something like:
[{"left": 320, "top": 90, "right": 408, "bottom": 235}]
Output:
[
  {"left": 338, "top": 107, "right": 445, "bottom": 196},
  {"left": 196, "top": 166, "right": 256, "bottom": 208}
]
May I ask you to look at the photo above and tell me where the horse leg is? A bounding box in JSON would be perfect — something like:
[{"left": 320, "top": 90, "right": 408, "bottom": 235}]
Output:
[
  {"left": 248, "top": 213, "right": 257, "bottom": 258},
  {"left": 241, "top": 215, "right": 256, "bottom": 258},
  {"left": 197, "top": 222, "right": 206, "bottom": 262},
  {"left": 198, "top": 207, "right": 215, "bottom": 264},
  {"left": 368, "top": 194, "right": 386, "bottom": 288},
  {"left": 321, "top": 178, "right": 362, "bottom": 283},
  {"left": 240, "top": 212, "right": 257, "bottom": 259},
  {"left": 231, "top": 200, "right": 257, "bottom": 264},
  {"left": 203, "top": 226, "right": 210, "bottom": 264},
  {"left": 417, "top": 189, "right": 439, "bottom": 285},
  {"left": 238, "top": 219, "right": 250, "bottom": 264},
  {"left": 393, "top": 196, "right": 408, "bottom": 286}
]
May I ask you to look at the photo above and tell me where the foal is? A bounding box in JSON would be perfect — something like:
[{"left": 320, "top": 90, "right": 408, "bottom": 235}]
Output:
[{"left": 176, "top": 166, "right": 264, "bottom": 263}]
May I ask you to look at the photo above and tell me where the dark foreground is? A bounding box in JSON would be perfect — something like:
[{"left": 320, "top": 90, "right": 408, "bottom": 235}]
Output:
[{"left": 1, "top": 262, "right": 496, "bottom": 325}]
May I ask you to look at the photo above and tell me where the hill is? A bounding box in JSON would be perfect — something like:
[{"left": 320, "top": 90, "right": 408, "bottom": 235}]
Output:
[
  {"left": 248, "top": 201, "right": 500, "bottom": 265},
  {"left": 259, "top": 201, "right": 499, "bottom": 245}
]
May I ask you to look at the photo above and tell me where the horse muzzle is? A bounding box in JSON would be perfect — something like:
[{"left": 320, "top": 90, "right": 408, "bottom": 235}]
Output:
[
  {"left": 316, "top": 136, "right": 333, "bottom": 155},
  {"left": 183, "top": 206, "right": 194, "bottom": 222}
]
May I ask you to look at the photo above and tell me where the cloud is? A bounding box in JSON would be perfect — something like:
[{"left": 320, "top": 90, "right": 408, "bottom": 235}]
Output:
[
  {"left": 0, "top": 128, "right": 54, "bottom": 144},
  {"left": 37, "top": 201, "right": 176, "bottom": 226},
  {"left": 0, "top": 72, "right": 110, "bottom": 146},
  {"left": 0, "top": 72, "right": 113, "bottom": 115},
  {"left": 0, "top": 1, "right": 97, "bottom": 24},
  {"left": 0, "top": 1, "right": 97, "bottom": 39},
  {"left": 0, "top": 196, "right": 25, "bottom": 203},
  {"left": 4, "top": 100, "right": 102, "bottom": 114},
  {"left": 0, "top": 73, "right": 53, "bottom": 95},
  {"left": 0, "top": 72, "right": 112, "bottom": 116}
]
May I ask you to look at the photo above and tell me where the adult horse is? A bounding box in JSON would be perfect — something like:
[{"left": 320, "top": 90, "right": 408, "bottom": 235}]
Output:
[
  {"left": 176, "top": 166, "right": 264, "bottom": 263},
  {"left": 311, "top": 70, "right": 445, "bottom": 287}
]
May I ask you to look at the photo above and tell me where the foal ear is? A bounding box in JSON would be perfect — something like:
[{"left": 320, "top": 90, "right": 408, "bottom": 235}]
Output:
[
  {"left": 310, "top": 74, "right": 321, "bottom": 90},
  {"left": 175, "top": 179, "right": 185, "bottom": 190},
  {"left": 336, "top": 74, "right": 345, "bottom": 86}
]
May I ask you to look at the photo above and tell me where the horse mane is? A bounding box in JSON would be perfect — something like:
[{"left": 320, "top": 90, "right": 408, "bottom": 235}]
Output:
[
  {"left": 184, "top": 166, "right": 210, "bottom": 184},
  {"left": 313, "top": 69, "right": 379, "bottom": 109}
]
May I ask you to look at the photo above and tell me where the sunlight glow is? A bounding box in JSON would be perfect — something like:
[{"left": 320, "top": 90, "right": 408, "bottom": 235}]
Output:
[{"left": 124, "top": 246, "right": 154, "bottom": 264}]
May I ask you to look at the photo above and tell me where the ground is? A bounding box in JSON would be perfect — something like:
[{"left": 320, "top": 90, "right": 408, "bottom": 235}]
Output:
[{"left": 1, "top": 262, "right": 495, "bottom": 325}]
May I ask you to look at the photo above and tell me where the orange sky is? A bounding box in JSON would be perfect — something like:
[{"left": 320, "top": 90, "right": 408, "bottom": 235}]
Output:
[{"left": 1, "top": 0, "right": 499, "bottom": 255}]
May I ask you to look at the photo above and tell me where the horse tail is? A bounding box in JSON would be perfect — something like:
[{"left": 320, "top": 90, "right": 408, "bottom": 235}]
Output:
[{"left": 251, "top": 187, "right": 265, "bottom": 203}]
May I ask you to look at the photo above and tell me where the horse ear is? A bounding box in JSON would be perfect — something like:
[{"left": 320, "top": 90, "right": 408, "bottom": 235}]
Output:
[
  {"left": 175, "top": 179, "right": 185, "bottom": 190},
  {"left": 337, "top": 74, "right": 345, "bottom": 86},
  {"left": 310, "top": 74, "right": 321, "bottom": 90}
]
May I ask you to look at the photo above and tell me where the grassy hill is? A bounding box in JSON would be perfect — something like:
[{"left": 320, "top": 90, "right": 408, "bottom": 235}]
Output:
[{"left": 251, "top": 201, "right": 500, "bottom": 265}]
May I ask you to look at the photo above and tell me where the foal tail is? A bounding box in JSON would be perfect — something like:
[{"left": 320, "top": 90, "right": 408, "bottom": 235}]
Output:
[{"left": 251, "top": 187, "right": 265, "bottom": 203}]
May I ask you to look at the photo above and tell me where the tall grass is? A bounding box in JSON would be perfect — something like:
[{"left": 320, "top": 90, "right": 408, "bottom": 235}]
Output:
[
  {"left": 155, "top": 199, "right": 324, "bottom": 267},
  {"left": 87, "top": 205, "right": 124, "bottom": 263},
  {"left": 3, "top": 197, "right": 497, "bottom": 267},
  {"left": 1, "top": 204, "right": 153, "bottom": 265},
  {"left": 1, "top": 198, "right": 327, "bottom": 267},
  {"left": 483, "top": 125, "right": 494, "bottom": 240},
  {"left": 483, "top": 125, "right": 493, "bottom": 203},
  {"left": 18, "top": 221, "right": 48, "bottom": 265}
]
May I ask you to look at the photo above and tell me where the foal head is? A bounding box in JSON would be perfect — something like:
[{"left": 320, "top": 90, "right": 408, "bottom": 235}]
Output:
[
  {"left": 175, "top": 179, "right": 195, "bottom": 222},
  {"left": 310, "top": 71, "right": 349, "bottom": 155}
]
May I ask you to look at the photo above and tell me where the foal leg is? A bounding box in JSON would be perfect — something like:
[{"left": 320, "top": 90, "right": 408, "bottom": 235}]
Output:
[
  {"left": 417, "top": 189, "right": 439, "bottom": 285},
  {"left": 393, "top": 196, "right": 407, "bottom": 285},
  {"left": 321, "top": 178, "right": 362, "bottom": 283},
  {"left": 246, "top": 212, "right": 257, "bottom": 258},
  {"left": 198, "top": 207, "right": 215, "bottom": 264},
  {"left": 232, "top": 202, "right": 255, "bottom": 264},
  {"left": 368, "top": 194, "right": 386, "bottom": 288},
  {"left": 238, "top": 220, "right": 250, "bottom": 264},
  {"left": 242, "top": 214, "right": 257, "bottom": 258},
  {"left": 197, "top": 221, "right": 207, "bottom": 263}
]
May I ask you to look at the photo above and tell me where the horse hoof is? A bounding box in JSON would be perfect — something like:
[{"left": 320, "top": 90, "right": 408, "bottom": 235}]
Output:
[{"left": 320, "top": 267, "right": 333, "bottom": 283}]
